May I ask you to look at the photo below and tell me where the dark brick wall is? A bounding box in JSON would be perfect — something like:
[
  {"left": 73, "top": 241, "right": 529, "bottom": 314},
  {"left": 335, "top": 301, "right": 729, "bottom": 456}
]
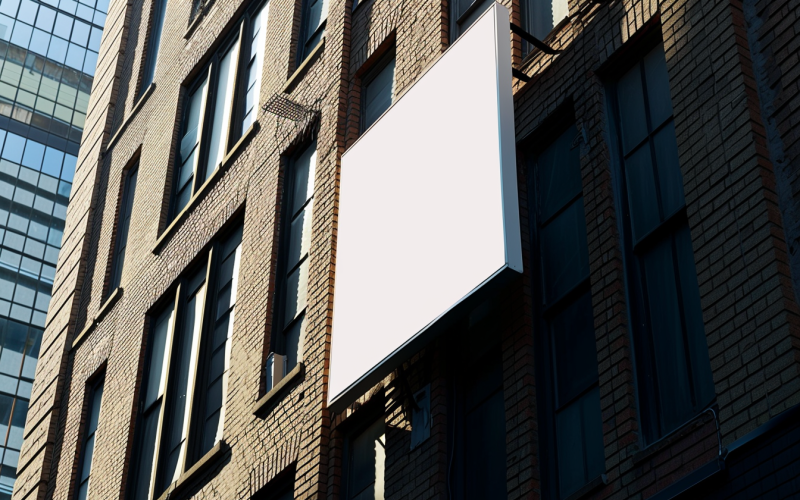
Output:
[{"left": 12, "top": 0, "right": 800, "bottom": 500}]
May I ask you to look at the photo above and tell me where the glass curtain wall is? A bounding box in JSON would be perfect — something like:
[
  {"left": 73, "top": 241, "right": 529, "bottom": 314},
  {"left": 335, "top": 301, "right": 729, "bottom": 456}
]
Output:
[{"left": 0, "top": 0, "right": 108, "bottom": 495}]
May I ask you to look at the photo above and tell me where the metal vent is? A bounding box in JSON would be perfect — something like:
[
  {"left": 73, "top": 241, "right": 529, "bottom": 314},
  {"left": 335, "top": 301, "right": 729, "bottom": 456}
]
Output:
[{"left": 263, "top": 94, "right": 312, "bottom": 121}]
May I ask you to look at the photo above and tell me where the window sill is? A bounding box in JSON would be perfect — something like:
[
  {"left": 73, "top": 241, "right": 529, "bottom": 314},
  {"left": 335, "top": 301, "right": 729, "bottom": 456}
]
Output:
[
  {"left": 106, "top": 83, "right": 156, "bottom": 154},
  {"left": 184, "top": 2, "right": 213, "bottom": 40},
  {"left": 564, "top": 473, "right": 608, "bottom": 500},
  {"left": 632, "top": 410, "right": 715, "bottom": 465},
  {"left": 71, "top": 287, "right": 123, "bottom": 351},
  {"left": 253, "top": 362, "right": 304, "bottom": 417},
  {"left": 153, "top": 120, "right": 259, "bottom": 254},
  {"left": 156, "top": 440, "right": 228, "bottom": 500},
  {"left": 282, "top": 39, "right": 325, "bottom": 94}
]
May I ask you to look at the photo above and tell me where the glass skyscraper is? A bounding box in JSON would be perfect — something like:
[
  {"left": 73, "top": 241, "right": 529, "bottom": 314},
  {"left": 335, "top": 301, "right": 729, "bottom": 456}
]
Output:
[{"left": 0, "top": 0, "right": 106, "bottom": 495}]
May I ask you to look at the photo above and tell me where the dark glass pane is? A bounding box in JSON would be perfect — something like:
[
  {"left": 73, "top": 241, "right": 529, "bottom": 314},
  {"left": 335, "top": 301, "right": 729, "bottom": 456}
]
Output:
[
  {"left": 348, "top": 418, "right": 384, "bottom": 500},
  {"left": 143, "top": 306, "right": 171, "bottom": 409},
  {"left": 540, "top": 200, "right": 589, "bottom": 304},
  {"left": 555, "top": 387, "right": 604, "bottom": 497},
  {"left": 555, "top": 395, "right": 585, "bottom": 496},
  {"left": 0, "top": 393, "right": 13, "bottom": 443},
  {"left": 464, "top": 389, "right": 506, "bottom": 500},
  {"left": 582, "top": 387, "right": 605, "bottom": 481},
  {"left": 87, "top": 382, "right": 103, "bottom": 433},
  {"left": 674, "top": 224, "right": 715, "bottom": 408},
  {"left": 362, "top": 57, "right": 394, "bottom": 132},
  {"left": 616, "top": 64, "right": 647, "bottom": 155},
  {"left": 282, "top": 313, "right": 306, "bottom": 370},
  {"left": 652, "top": 121, "right": 684, "bottom": 218},
  {"left": 291, "top": 143, "right": 316, "bottom": 215},
  {"left": 457, "top": 0, "right": 491, "bottom": 35},
  {"left": 537, "top": 125, "right": 582, "bottom": 221},
  {"left": 141, "top": 0, "right": 167, "bottom": 90},
  {"left": 624, "top": 143, "right": 659, "bottom": 241},
  {"left": 78, "top": 433, "right": 94, "bottom": 482},
  {"left": 551, "top": 291, "right": 597, "bottom": 407},
  {"left": 643, "top": 45, "right": 673, "bottom": 128},
  {"left": 7, "top": 399, "right": 27, "bottom": 449},
  {"left": 286, "top": 202, "right": 312, "bottom": 270},
  {"left": 302, "top": 0, "right": 325, "bottom": 48},
  {"left": 642, "top": 235, "right": 692, "bottom": 433},
  {"left": 283, "top": 259, "right": 308, "bottom": 327},
  {"left": 130, "top": 405, "right": 160, "bottom": 500}
]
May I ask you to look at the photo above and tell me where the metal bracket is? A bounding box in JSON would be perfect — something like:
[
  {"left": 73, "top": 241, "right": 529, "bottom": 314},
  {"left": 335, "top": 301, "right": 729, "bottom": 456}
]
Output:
[{"left": 510, "top": 22, "right": 562, "bottom": 55}]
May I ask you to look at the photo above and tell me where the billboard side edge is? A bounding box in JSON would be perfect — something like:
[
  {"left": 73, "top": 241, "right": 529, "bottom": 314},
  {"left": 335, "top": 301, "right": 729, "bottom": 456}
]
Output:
[{"left": 494, "top": 4, "right": 523, "bottom": 274}]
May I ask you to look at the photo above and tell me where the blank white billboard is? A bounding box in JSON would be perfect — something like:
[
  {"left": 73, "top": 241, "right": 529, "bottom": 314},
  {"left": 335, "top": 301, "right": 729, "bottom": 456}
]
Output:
[{"left": 329, "top": 3, "right": 521, "bottom": 411}]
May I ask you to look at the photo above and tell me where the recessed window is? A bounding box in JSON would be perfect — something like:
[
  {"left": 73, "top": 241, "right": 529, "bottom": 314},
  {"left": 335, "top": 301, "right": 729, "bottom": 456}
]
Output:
[
  {"left": 360, "top": 51, "right": 395, "bottom": 133},
  {"left": 450, "top": 0, "right": 492, "bottom": 41},
  {"left": 267, "top": 141, "right": 316, "bottom": 388},
  {"left": 127, "top": 225, "right": 243, "bottom": 500},
  {"left": 520, "top": 0, "right": 569, "bottom": 56},
  {"left": 345, "top": 418, "right": 385, "bottom": 500},
  {"left": 109, "top": 165, "right": 138, "bottom": 291},
  {"left": 449, "top": 349, "right": 507, "bottom": 500},
  {"left": 75, "top": 376, "right": 104, "bottom": 500},
  {"left": 297, "top": 0, "right": 328, "bottom": 63},
  {"left": 140, "top": 0, "right": 168, "bottom": 94},
  {"left": 608, "top": 43, "right": 715, "bottom": 443},
  {"left": 527, "top": 123, "right": 605, "bottom": 498},
  {"left": 171, "top": 0, "right": 269, "bottom": 219}
]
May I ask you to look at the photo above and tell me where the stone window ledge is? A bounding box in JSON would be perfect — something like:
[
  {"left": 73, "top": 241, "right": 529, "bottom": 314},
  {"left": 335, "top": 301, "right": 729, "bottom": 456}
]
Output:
[
  {"left": 156, "top": 440, "right": 228, "bottom": 500},
  {"left": 253, "top": 362, "right": 304, "bottom": 417},
  {"left": 564, "top": 473, "right": 608, "bottom": 500},
  {"left": 71, "top": 287, "right": 123, "bottom": 351},
  {"left": 153, "top": 120, "right": 259, "bottom": 254},
  {"left": 282, "top": 40, "right": 325, "bottom": 94},
  {"left": 632, "top": 410, "right": 716, "bottom": 465},
  {"left": 106, "top": 83, "right": 156, "bottom": 154}
]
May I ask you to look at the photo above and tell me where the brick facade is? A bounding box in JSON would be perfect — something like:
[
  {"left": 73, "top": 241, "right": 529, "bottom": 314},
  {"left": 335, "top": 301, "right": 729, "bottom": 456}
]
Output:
[{"left": 12, "top": 0, "right": 800, "bottom": 499}]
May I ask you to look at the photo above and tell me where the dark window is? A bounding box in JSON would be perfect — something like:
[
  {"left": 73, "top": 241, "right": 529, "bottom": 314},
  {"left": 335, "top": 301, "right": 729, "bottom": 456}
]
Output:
[
  {"left": 344, "top": 418, "right": 385, "bottom": 500},
  {"left": 171, "top": 1, "right": 269, "bottom": 219},
  {"left": 75, "top": 376, "right": 104, "bottom": 500},
  {"left": 609, "top": 44, "right": 715, "bottom": 443},
  {"left": 449, "top": 348, "right": 507, "bottom": 500},
  {"left": 127, "top": 225, "right": 243, "bottom": 500},
  {"left": 520, "top": 0, "right": 569, "bottom": 56},
  {"left": 360, "top": 51, "right": 395, "bottom": 133},
  {"left": 268, "top": 141, "right": 316, "bottom": 385},
  {"left": 450, "top": 0, "right": 491, "bottom": 41},
  {"left": 527, "top": 123, "right": 605, "bottom": 498},
  {"left": 109, "top": 165, "right": 138, "bottom": 291},
  {"left": 298, "top": 0, "right": 327, "bottom": 62},
  {"left": 140, "top": 0, "right": 167, "bottom": 94},
  {"left": 252, "top": 471, "right": 295, "bottom": 500}
]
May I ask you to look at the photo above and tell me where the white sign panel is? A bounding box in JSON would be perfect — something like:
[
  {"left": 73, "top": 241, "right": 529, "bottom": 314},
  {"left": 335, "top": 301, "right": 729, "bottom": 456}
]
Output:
[{"left": 329, "top": 3, "right": 521, "bottom": 411}]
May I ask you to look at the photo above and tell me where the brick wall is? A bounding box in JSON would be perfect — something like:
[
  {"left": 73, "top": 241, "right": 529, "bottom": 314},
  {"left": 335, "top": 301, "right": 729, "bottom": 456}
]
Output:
[{"left": 13, "top": 0, "right": 800, "bottom": 500}]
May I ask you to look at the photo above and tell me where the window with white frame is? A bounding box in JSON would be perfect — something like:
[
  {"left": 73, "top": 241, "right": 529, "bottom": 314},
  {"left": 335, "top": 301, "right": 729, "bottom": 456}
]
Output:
[
  {"left": 171, "top": 0, "right": 269, "bottom": 219},
  {"left": 126, "top": 225, "right": 242, "bottom": 500}
]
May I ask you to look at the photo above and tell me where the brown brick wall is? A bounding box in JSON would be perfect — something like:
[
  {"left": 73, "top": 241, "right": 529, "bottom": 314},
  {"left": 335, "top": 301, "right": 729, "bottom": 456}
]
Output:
[{"left": 13, "top": 0, "right": 800, "bottom": 499}]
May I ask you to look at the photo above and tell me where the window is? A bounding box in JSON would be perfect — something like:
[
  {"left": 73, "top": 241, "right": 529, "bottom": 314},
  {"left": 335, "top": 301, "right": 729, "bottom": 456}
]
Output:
[
  {"left": 520, "top": 0, "right": 569, "bottom": 56},
  {"left": 608, "top": 44, "right": 714, "bottom": 443},
  {"left": 344, "top": 418, "right": 385, "bottom": 500},
  {"left": 171, "top": 0, "right": 269, "bottom": 219},
  {"left": 360, "top": 51, "right": 395, "bottom": 133},
  {"left": 270, "top": 141, "right": 315, "bottom": 377},
  {"left": 527, "top": 123, "right": 604, "bottom": 499},
  {"left": 140, "top": 0, "right": 168, "bottom": 93},
  {"left": 127, "top": 225, "right": 242, "bottom": 500},
  {"left": 75, "top": 376, "right": 104, "bottom": 500},
  {"left": 449, "top": 348, "right": 506, "bottom": 500},
  {"left": 450, "top": 0, "right": 491, "bottom": 41},
  {"left": 109, "top": 165, "right": 138, "bottom": 291},
  {"left": 297, "top": 0, "right": 328, "bottom": 63}
]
